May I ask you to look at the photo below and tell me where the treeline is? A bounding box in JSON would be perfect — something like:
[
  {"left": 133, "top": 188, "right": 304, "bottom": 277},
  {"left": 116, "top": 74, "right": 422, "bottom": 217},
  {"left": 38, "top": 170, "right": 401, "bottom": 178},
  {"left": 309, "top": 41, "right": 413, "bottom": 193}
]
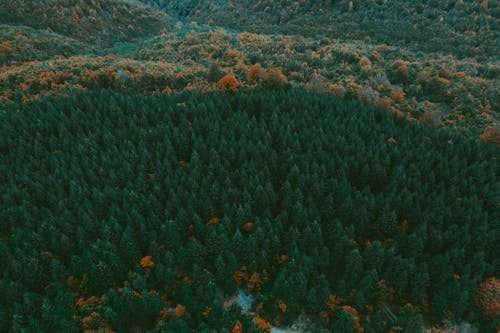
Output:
[{"left": 0, "top": 89, "right": 498, "bottom": 332}]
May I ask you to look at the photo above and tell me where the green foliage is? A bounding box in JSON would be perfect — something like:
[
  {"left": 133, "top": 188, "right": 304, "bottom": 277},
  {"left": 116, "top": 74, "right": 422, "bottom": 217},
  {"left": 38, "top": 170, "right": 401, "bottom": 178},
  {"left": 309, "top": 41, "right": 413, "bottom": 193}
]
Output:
[{"left": 0, "top": 89, "right": 497, "bottom": 331}]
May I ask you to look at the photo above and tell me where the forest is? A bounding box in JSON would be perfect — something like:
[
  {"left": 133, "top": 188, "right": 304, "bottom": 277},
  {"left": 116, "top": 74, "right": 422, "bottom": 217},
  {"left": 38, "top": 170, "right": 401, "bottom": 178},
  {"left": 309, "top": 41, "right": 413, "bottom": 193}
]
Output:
[
  {"left": 0, "top": 0, "right": 499, "bottom": 332},
  {"left": 0, "top": 89, "right": 498, "bottom": 332}
]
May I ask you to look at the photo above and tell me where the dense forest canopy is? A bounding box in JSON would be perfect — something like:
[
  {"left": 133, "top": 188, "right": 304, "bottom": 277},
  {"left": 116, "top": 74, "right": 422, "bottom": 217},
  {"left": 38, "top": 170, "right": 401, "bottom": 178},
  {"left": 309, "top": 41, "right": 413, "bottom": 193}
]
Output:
[{"left": 0, "top": 89, "right": 498, "bottom": 332}]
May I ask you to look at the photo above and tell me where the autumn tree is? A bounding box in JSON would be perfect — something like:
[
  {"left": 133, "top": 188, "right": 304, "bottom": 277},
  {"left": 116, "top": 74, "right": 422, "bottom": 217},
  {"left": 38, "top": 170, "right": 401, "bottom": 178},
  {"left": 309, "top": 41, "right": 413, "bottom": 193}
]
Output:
[
  {"left": 217, "top": 74, "right": 242, "bottom": 92},
  {"left": 263, "top": 68, "right": 288, "bottom": 90},
  {"left": 247, "top": 63, "right": 267, "bottom": 84}
]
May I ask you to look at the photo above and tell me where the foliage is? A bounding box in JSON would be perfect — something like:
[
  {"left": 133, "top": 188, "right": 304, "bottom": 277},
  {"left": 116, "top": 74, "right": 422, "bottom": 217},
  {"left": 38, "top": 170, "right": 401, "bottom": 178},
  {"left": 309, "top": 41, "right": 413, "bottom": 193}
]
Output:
[
  {"left": 119, "top": 25, "right": 499, "bottom": 140},
  {"left": 0, "top": 24, "right": 95, "bottom": 67},
  {"left": 217, "top": 74, "right": 242, "bottom": 92},
  {"left": 476, "top": 277, "right": 500, "bottom": 318},
  {"left": 0, "top": 0, "right": 171, "bottom": 47},
  {"left": 138, "top": 0, "right": 500, "bottom": 60},
  {"left": 0, "top": 89, "right": 497, "bottom": 332}
]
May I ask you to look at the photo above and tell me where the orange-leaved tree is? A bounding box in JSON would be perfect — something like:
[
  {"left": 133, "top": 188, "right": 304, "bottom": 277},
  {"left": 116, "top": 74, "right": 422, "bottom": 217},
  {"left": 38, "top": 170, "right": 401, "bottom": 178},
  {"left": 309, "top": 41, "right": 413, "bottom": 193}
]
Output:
[
  {"left": 232, "top": 320, "right": 243, "bottom": 333},
  {"left": 176, "top": 304, "right": 186, "bottom": 318},
  {"left": 217, "top": 74, "right": 242, "bottom": 92},
  {"left": 255, "top": 317, "right": 271, "bottom": 332},
  {"left": 342, "top": 305, "right": 364, "bottom": 333},
  {"left": 140, "top": 256, "right": 155, "bottom": 269},
  {"left": 278, "top": 299, "right": 288, "bottom": 313}
]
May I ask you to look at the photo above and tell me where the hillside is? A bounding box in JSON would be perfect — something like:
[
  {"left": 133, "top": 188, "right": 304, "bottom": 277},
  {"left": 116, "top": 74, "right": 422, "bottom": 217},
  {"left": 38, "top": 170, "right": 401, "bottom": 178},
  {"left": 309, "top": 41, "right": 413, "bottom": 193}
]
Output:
[
  {"left": 0, "top": 24, "right": 96, "bottom": 67},
  {"left": 117, "top": 24, "right": 499, "bottom": 138},
  {"left": 140, "top": 0, "right": 500, "bottom": 60},
  {"left": 2, "top": 23, "right": 497, "bottom": 139},
  {"left": 0, "top": 0, "right": 172, "bottom": 47}
]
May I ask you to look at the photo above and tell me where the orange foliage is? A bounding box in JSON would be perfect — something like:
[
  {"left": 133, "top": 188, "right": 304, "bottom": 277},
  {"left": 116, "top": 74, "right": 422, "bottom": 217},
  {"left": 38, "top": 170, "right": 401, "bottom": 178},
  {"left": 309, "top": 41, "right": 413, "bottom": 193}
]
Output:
[
  {"left": 342, "top": 305, "right": 364, "bottom": 333},
  {"left": 232, "top": 320, "right": 243, "bottom": 333},
  {"left": 0, "top": 42, "right": 13, "bottom": 55},
  {"left": 247, "top": 63, "right": 267, "bottom": 83},
  {"left": 176, "top": 304, "right": 186, "bottom": 318},
  {"left": 479, "top": 123, "right": 500, "bottom": 144},
  {"left": 147, "top": 173, "right": 155, "bottom": 181},
  {"left": 359, "top": 56, "right": 372, "bottom": 73},
  {"left": 19, "top": 83, "right": 28, "bottom": 92},
  {"left": 319, "top": 310, "right": 329, "bottom": 321},
  {"left": 233, "top": 270, "right": 248, "bottom": 286},
  {"left": 263, "top": 68, "right": 287, "bottom": 90},
  {"left": 327, "top": 294, "right": 338, "bottom": 311},
  {"left": 255, "top": 302, "right": 264, "bottom": 315},
  {"left": 390, "top": 88, "right": 405, "bottom": 102},
  {"left": 328, "top": 83, "right": 347, "bottom": 98},
  {"left": 178, "top": 160, "right": 188, "bottom": 168},
  {"left": 476, "top": 277, "right": 500, "bottom": 318},
  {"left": 82, "top": 312, "right": 102, "bottom": 330},
  {"left": 242, "top": 222, "right": 254, "bottom": 232},
  {"left": 202, "top": 306, "right": 212, "bottom": 318},
  {"left": 248, "top": 272, "right": 262, "bottom": 292},
  {"left": 437, "top": 77, "right": 450, "bottom": 86},
  {"left": 279, "top": 254, "right": 289, "bottom": 264},
  {"left": 387, "top": 137, "right": 397, "bottom": 144},
  {"left": 227, "top": 49, "right": 240, "bottom": 62},
  {"left": 76, "top": 296, "right": 100, "bottom": 308},
  {"left": 255, "top": 317, "right": 272, "bottom": 332},
  {"left": 207, "top": 217, "right": 220, "bottom": 226},
  {"left": 162, "top": 86, "right": 173, "bottom": 95},
  {"left": 140, "top": 255, "right": 155, "bottom": 269},
  {"left": 217, "top": 74, "right": 242, "bottom": 92},
  {"left": 278, "top": 299, "right": 288, "bottom": 313}
]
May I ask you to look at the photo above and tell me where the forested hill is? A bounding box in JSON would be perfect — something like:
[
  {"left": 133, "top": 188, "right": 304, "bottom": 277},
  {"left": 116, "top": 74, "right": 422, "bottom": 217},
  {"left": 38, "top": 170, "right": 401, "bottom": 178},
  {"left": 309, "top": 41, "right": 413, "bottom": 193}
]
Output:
[
  {"left": 139, "top": 0, "right": 500, "bottom": 60},
  {"left": 1, "top": 0, "right": 498, "bottom": 142},
  {"left": 0, "top": 0, "right": 172, "bottom": 46}
]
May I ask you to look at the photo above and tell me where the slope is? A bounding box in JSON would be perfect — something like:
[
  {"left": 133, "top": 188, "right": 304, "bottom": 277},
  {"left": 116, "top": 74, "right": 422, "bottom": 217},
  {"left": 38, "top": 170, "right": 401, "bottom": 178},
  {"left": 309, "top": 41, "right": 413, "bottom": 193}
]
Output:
[
  {"left": 0, "top": 0, "right": 172, "bottom": 47},
  {"left": 139, "top": 0, "right": 500, "bottom": 61}
]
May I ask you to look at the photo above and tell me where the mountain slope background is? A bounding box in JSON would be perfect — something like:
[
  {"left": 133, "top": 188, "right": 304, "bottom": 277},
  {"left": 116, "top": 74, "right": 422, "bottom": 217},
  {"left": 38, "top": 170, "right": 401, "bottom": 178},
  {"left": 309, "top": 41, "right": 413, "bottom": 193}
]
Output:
[
  {"left": 1, "top": 0, "right": 498, "bottom": 141},
  {"left": 140, "top": 0, "right": 500, "bottom": 60}
]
